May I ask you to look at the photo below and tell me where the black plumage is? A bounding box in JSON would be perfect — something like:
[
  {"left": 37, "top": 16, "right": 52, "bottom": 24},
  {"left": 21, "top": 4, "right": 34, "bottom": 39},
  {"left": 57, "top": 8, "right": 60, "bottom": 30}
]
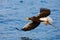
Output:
[
  {"left": 21, "top": 8, "right": 51, "bottom": 31},
  {"left": 21, "top": 21, "right": 40, "bottom": 31},
  {"left": 36, "top": 8, "right": 50, "bottom": 18}
]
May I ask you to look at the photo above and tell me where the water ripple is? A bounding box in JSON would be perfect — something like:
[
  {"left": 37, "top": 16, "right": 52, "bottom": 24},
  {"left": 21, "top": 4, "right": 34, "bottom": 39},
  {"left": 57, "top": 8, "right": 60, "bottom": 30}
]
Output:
[
  {"left": 0, "top": 19, "right": 21, "bottom": 22},
  {"left": 52, "top": 9, "right": 60, "bottom": 12},
  {"left": 0, "top": 14, "right": 5, "bottom": 17}
]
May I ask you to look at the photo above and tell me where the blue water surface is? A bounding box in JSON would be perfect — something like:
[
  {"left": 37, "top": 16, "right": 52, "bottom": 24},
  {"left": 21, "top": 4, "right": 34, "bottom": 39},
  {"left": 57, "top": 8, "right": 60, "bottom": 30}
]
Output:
[{"left": 0, "top": 0, "right": 60, "bottom": 40}]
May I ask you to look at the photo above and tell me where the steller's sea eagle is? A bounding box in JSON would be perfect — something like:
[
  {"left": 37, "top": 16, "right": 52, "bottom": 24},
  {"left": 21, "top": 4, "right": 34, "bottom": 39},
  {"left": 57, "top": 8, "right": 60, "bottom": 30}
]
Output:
[{"left": 17, "top": 8, "right": 55, "bottom": 31}]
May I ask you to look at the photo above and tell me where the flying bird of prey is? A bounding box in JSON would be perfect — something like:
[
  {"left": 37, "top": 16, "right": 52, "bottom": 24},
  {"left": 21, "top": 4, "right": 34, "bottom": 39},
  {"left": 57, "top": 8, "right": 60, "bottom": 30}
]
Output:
[{"left": 16, "top": 8, "right": 54, "bottom": 31}]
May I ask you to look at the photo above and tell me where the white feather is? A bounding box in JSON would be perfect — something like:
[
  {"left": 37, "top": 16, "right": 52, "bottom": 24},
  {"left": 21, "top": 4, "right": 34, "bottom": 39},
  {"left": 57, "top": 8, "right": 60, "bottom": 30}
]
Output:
[{"left": 39, "top": 16, "right": 53, "bottom": 24}]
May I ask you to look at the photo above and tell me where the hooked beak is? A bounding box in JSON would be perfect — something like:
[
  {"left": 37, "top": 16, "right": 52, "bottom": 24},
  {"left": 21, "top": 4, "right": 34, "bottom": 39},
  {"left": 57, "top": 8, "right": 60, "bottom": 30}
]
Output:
[{"left": 26, "top": 17, "right": 31, "bottom": 20}]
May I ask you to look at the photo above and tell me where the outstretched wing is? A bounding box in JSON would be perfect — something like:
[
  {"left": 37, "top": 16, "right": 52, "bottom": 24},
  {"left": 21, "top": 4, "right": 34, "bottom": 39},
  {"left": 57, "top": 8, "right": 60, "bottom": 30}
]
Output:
[
  {"left": 21, "top": 21, "right": 40, "bottom": 31},
  {"left": 36, "top": 8, "right": 51, "bottom": 18}
]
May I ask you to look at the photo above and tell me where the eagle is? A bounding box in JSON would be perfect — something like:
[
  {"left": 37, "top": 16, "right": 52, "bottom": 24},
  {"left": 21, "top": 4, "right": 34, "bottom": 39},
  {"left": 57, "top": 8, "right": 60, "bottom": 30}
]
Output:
[{"left": 16, "top": 8, "right": 55, "bottom": 31}]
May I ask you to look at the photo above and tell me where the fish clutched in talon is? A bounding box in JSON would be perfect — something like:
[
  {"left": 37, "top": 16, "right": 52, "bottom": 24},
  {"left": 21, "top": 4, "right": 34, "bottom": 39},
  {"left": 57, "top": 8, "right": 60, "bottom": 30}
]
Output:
[{"left": 18, "top": 8, "right": 55, "bottom": 31}]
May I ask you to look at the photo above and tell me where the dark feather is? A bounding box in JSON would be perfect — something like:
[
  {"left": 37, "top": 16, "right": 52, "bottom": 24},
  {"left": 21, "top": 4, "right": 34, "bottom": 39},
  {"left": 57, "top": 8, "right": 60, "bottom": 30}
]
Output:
[
  {"left": 21, "top": 8, "right": 51, "bottom": 31},
  {"left": 21, "top": 21, "right": 40, "bottom": 31},
  {"left": 36, "top": 8, "right": 51, "bottom": 18}
]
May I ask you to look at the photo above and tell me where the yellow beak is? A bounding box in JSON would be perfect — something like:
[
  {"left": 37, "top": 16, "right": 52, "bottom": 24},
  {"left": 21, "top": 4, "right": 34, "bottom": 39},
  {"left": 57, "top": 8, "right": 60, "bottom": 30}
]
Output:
[{"left": 26, "top": 18, "right": 30, "bottom": 20}]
